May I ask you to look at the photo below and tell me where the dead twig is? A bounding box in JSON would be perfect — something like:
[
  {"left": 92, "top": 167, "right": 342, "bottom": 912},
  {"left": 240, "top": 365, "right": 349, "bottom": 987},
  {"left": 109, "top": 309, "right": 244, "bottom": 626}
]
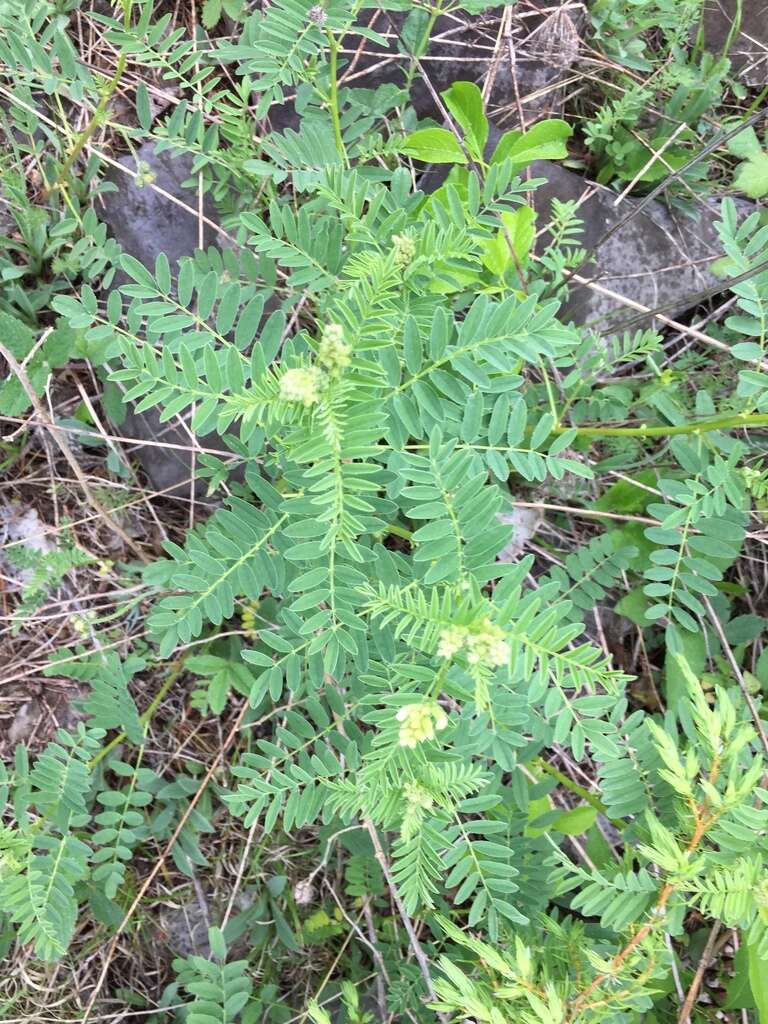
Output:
[
  {"left": 677, "top": 921, "right": 721, "bottom": 1024},
  {"left": 0, "top": 341, "right": 149, "bottom": 564},
  {"left": 364, "top": 819, "right": 447, "bottom": 1022}
]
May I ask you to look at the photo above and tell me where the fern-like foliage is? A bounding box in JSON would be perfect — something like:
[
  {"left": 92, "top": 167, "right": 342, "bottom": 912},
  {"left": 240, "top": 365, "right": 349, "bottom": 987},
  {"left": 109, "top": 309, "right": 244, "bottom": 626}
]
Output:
[
  {"left": 173, "top": 927, "right": 253, "bottom": 1024},
  {"left": 6, "top": 1, "right": 768, "bottom": 1011},
  {"left": 91, "top": 757, "right": 154, "bottom": 899},
  {"left": 226, "top": 696, "right": 357, "bottom": 831},
  {"left": 643, "top": 441, "right": 747, "bottom": 630},
  {"left": 44, "top": 649, "right": 144, "bottom": 744},
  {"left": 540, "top": 531, "right": 637, "bottom": 620},
  {"left": 0, "top": 726, "right": 101, "bottom": 960}
]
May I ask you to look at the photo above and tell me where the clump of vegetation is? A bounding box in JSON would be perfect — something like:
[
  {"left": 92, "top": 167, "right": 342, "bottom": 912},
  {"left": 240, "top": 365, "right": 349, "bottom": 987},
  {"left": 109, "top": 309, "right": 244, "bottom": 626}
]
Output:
[{"left": 1, "top": 1, "right": 768, "bottom": 1022}]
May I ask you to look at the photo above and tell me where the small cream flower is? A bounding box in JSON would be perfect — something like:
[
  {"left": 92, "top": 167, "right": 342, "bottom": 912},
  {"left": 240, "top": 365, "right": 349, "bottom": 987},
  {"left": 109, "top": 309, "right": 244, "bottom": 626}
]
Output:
[
  {"left": 396, "top": 701, "right": 448, "bottom": 748},
  {"left": 71, "top": 611, "right": 95, "bottom": 637},
  {"left": 318, "top": 323, "right": 351, "bottom": 374},
  {"left": 438, "top": 618, "right": 509, "bottom": 668},
  {"left": 466, "top": 618, "right": 509, "bottom": 668},
  {"left": 403, "top": 780, "right": 434, "bottom": 811},
  {"left": 392, "top": 233, "right": 416, "bottom": 269},
  {"left": 279, "top": 367, "right": 325, "bottom": 407},
  {"left": 437, "top": 625, "right": 468, "bottom": 660}
]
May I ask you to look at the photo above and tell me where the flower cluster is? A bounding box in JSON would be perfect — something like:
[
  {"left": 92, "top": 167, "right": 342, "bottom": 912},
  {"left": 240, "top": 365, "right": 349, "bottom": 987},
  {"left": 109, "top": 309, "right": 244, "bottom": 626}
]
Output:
[
  {"left": 71, "top": 610, "right": 96, "bottom": 638},
  {"left": 401, "top": 780, "right": 435, "bottom": 839},
  {"left": 240, "top": 599, "right": 260, "bottom": 640},
  {"left": 403, "top": 780, "right": 434, "bottom": 811},
  {"left": 437, "top": 618, "right": 510, "bottom": 668},
  {"left": 279, "top": 366, "right": 325, "bottom": 407},
  {"left": 396, "top": 701, "right": 448, "bottom": 748},
  {"left": 318, "top": 322, "right": 351, "bottom": 375},
  {"left": 391, "top": 233, "right": 416, "bottom": 269},
  {"left": 135, "top": 160, "right": 156, "bottom": 189},
  {"left": 436, "top": 625, "right": 465, "bottom": 659}
]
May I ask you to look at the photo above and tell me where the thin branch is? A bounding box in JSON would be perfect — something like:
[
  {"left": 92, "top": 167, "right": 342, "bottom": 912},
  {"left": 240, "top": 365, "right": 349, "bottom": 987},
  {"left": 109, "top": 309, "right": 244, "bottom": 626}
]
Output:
[
  {"left": 364, "top": 820, "right": 447, "bottom": 1022},
  {"left": 0, "top": 341, "right": 149, "bottom": 564},
  {"left": 677, "top": 921, "right": 721, "bottom": 1024},
  {"left": 703, "top": 595, "right": 768, "bottom": 758}
]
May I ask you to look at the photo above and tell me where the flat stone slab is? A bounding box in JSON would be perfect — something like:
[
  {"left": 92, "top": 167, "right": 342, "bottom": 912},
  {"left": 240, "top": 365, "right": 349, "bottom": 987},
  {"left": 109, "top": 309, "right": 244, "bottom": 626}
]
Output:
[
  {"left": 98, "top": 141, "right": 217, "bottom": 271},
  {"left": 530, "top": 160, "right": 738, "bottom": 333},
  {"left": 98, "top": 144, "right": 230, "bottom": 497}
]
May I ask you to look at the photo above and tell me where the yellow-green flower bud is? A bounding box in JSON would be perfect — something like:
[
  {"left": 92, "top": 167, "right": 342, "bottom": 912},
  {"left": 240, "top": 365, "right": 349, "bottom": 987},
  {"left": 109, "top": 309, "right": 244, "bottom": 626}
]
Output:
[
  {"left": 241, "top": 599, "right": 260, "bottom": 640},
  {"left": 403, "top": 780, "right": 434, "bottom": 811},
  {"left": 392, "top": 233, "right": 416, "bottom": 269},
  {"left": 135, "top": 161, "right": 156, "bottom": 189},
  {"left": 279, "top": 367, "right": 325, "bottom": 407},
  {"left": 396, "top": 701, "right": 448, "bottom": 748},
  {"left": 318, "top": 323, "right": 351, "bottom": 374}
]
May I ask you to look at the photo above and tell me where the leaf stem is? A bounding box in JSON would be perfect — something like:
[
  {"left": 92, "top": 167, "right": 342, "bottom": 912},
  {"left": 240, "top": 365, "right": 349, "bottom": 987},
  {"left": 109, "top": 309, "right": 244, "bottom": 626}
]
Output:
[
  {"left": 326, "top": 31, "right": 348, "bottom": 167},
  {"left": 384, "top": 522, "right": 413, "bottom": 541},
  {"left": 48, "top": 1, "right": 133, "bottom": 196},
  {"left": 88, "top": 659, "right": 185, "bottom": 770},
  {"left": 559, "top": 412, "right": 768, "bottom": 439},
  {"left": 533, "top": 756, "right": 623, "bottom": 829}
]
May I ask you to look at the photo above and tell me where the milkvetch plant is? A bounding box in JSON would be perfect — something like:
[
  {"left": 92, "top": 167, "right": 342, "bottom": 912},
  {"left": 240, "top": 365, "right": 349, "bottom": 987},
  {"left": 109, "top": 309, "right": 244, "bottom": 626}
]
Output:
[{"left": 2, "top": 1, "right": 768, "bottom": 1021}]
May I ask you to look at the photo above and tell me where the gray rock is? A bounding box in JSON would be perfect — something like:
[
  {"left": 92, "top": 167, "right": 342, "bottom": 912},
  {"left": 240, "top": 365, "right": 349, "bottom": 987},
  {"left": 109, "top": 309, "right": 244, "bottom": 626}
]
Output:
[
  {"left": 98, "top": 142, "right": 217, "bottom": 272},
  {"left": 117, "top": 404, "right": 202, "bottom": 500},
  {"left": 486, "top": 2, "right": 584, "bottom": 126},
  {"left": 159, "top": 902, "right": 210, "bottom": 958},
  {"left": 98, "top": 144, "right": 234, "bottom": 497},
  {"left": 530, "top": 160, "right": 736, "bottom": 333},
  {"left": 306, "top": 2, "right": 581, "bottom": 127},
  {"left": 404, "top": 2, "right": 583, "bottom": 125},
  {"left": 701, "top": 0, "right": 768, "bottom": 85}
]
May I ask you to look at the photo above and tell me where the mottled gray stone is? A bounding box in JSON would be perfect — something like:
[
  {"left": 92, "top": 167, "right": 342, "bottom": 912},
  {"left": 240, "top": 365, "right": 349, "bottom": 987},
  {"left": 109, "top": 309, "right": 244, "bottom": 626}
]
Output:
[
  {"left": 159, "top": 902, "right": 210, "bottom": 958},
  {"left": 98, "top": 142, "right": 217, "bottom": 271},
  {"left": 99, "top": 144, "right": 231, "bottom": 497},
  {"left": 702, "top": 0, "right": 768, "bottom": 85},
  {"left": 405, "top": 2, "right": 583, "bottom": 124},
  {"left": 267, "top": 2, "right": 581, "bottom": 129},
  {"left": 530, "top": 160, "right": 738, "bottom": 333},
  {"left": 485, "top": 2, "right": 584, "bottom": 126}
]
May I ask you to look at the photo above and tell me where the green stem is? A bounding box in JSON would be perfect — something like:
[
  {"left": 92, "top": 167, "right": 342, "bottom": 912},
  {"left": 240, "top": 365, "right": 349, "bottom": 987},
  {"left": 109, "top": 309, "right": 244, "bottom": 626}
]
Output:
[
  {"left": 533, "top": 757, "right": 625, "bottom": 831},
  {"left": 326, "top": 31, "right": 348, "bottom": 167},
  {"left": 48, "top": 1, "right": 132, "bottom": 195},
  {"left": 722, "top": 0, "right": 742, "bottom": 60},
  {"left": 540, "top": 362, "right": 559, "bottom": 426},
  {"left": 745, "top": 82, "right": 768, "bottom": 120},
  {"left": 402, "top": 0, "right": 443, "bottom": 95},
  {"left": 558, "top": 412, "right": 768, "bottom": 439},
  {"left": 88, "top": 659, "right": 185, "bottom": 770},
  {"left": 384, "top": 522, "right": 413, "bottom": 540}
]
